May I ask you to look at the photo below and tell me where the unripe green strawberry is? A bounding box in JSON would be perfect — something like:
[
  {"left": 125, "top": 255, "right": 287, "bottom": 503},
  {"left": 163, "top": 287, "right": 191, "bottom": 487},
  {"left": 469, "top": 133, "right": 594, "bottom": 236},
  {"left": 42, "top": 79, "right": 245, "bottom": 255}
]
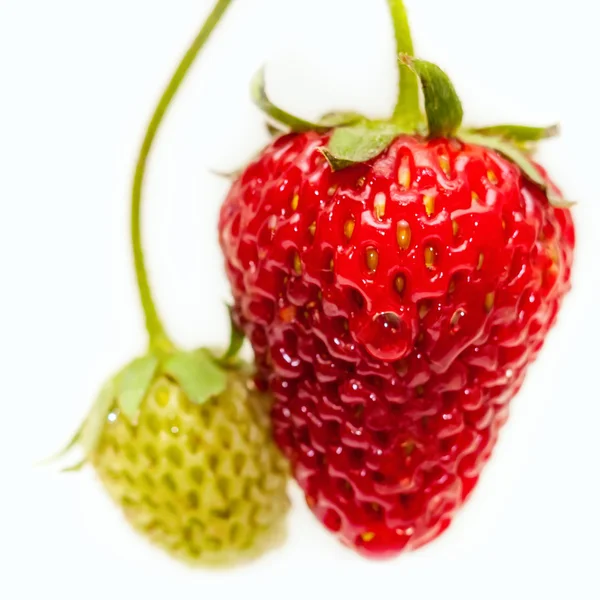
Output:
[
  {"left": 90, "top": 366, "right": 289, "bottom": 566},
  {"left": 58, "top": 348, "right": 290, "bottom": 566}
]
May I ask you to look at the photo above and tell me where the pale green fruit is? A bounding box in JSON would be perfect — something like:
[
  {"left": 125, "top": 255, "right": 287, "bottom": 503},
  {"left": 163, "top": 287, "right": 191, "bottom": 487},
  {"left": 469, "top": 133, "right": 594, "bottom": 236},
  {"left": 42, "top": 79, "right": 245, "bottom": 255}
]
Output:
[{"left": 89, "top": 369, "right": 289, "bottom": 566}]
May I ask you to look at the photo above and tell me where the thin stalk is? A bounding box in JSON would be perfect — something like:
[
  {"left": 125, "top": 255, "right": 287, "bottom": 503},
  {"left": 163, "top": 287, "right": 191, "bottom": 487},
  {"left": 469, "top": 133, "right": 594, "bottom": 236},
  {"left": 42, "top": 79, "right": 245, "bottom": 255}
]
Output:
[
  {"left": 131, "top": 0, "right": 234, "bottom": 352},
  {"left": 386, "top": 0, "right": 421, "bottom": 129}
]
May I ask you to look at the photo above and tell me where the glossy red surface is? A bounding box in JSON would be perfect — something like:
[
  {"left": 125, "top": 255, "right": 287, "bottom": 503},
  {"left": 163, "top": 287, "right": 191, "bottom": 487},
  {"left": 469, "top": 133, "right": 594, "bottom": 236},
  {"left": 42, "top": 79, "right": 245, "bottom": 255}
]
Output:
[{"left": 219, "top": 132, "right": 575, "bottom": 558}]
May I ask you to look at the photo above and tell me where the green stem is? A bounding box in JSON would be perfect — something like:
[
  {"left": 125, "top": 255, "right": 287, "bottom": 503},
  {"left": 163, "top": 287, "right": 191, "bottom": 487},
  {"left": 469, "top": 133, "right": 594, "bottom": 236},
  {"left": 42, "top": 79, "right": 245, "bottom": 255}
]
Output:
[
  {"left": 131, "top": 0, "right": 234, "bottom": 353},
  {"left": 386, "top": 0, "right": 421, "bottom": 129}
]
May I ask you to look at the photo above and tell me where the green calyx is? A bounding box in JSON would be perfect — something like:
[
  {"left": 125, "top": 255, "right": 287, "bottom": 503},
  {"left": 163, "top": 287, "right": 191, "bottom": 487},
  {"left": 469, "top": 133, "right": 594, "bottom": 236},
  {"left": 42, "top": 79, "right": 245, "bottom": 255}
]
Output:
[
  {"left": 251, "top": 68, "right": 362, "bottom": 134},
  {"left": 221, "top": 305, "right": 245, "bottom": 364},
  {"left": 320, "top": 121, "right": 403, "bottom": 171},
  {"left": 252, "top": 68, "right": 330, "bottom": 134},
  {"left": 400, "top": 54, "right": 463, "bottom": 138},
  {"left": 466, "top": 123, "right": 560, "bottom": 148},
  {"left": 459, "top": 131, "right": 574, "bottom": 209},
  {"left": 59, "top": 346, "right": 233, "bottom": 472},
  {"left": 250, "top": 0, "right": 570, "bottom": 207}
]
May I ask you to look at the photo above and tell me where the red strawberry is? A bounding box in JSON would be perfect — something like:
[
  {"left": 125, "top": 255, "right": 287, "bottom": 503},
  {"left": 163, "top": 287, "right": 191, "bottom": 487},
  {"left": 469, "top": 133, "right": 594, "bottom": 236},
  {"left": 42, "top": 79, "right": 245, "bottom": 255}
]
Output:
[
  {"left": 218, "top": 1, "right": 575, "bottom": 557},
  {"left": 220, "top": 132, "right": 574, "bottom": 557}
]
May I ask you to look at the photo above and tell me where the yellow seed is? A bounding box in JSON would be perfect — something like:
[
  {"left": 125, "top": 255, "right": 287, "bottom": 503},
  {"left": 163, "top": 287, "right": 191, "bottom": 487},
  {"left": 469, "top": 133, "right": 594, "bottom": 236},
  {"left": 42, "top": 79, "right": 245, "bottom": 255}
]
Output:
[
  {"left": 396, "top": 360, "right": 408, "bottom": 376},
  {"left": 424, "top": 245, "right": 437, "bottom": 269},
  {"left": 344, "top": 219, "right": 355, "bottom": 240},
  {"left": 419, "top": 302, "right": 430, "bottom": 319},
  {"left": 357, "top": 176, "right": 366, "bottom": 188},
  {"left": 371, "top": 503, "right": 382, "bottom": 513},
  {"left": 394, "top": 274, "right": 406, "bottom": 295},
  {"left": 365, "top": 247, "right": 379, "bottom": 272},
  {"left": 291, "top": 194, "right": 299, "bottom": 211},
  {"left": 398, "top": 158, "right": 411, "bottom": 189},
  {"left": 397, "top": 220, "right": 412, "bottom": 250},
  {"left": 477, "top": 253, "right": 485, "bottom": 270},
  {"left": 423, "top": 194, "right": 435, "bottom": 217},
  {"left": 361, "top": 532, "right": 376, "bottom": 542},
  {"left": 487, "top": 170, "right": 498, "bottom": 184},
  {"left": 545, "top": 264, "right": 559, "bottom": 286},
  {"left": 448, "top": 277, "right": 457, "bottom": 294},
  {"left": 328, "top": 185, "right": 338, "bottom": 196},
  {"left": 471, "top": 191, "right": 480, "bottom": 203},
  {"left": 329, "top": 258, "right": 335, "bottom": 271},
  {"left": 402, "top": 440, "right": 416, "bottom": 456},
  {"left": 156, "top": 386, "right": 170, "bottom": 407},
  {"left": 415, "top": 385, "right": 425, "bottom": 397},
  {"left": 374, "top": 192, "right": 386, "bottom": 219},
  {"left": 279, "top": 305, "right": 297, "bottom": 323},
  {"left": 439, "top": 155, "right": 450, "bottom": 175},
  {"left": 308, "top": 222, "right": 317, "bottom": 237},
  {"left": 484, "top": 292, "right": 496, "bottom": 312},
  {"left": 452, "top": 220, "right": 459, "bottom": 237},
  {"left": 293, "top": 252, "right": 302, "bottom": 274},
  {"left": 549, "top": 244, "right": 560, "bottom": 264}
]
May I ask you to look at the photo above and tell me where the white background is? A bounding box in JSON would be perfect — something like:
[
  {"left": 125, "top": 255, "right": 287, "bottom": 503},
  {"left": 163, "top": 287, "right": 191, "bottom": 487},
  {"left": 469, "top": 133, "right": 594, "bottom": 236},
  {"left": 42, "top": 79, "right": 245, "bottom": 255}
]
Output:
[{"left": 1, "top": 0, "right": 599, "bottom": 598}]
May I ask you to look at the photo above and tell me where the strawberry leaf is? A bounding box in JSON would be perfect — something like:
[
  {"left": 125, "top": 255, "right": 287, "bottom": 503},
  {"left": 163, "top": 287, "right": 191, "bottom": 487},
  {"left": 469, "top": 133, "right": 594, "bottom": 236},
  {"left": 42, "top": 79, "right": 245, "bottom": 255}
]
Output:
[
  {"left": 266, "top": 122, "right": 288, "bottom": 137},
  {"left": 322, "top": 121, "right": 402, "bottom": 171},
  {"left": 318, "top": 111, "right": 364, "bottom": 128},
  {"left": 210, "top": 148, "right": 264, "bottom": 181},
  {"left": 221, "top": 306, "right": 245, "bottom": 363},
  {"left": 40, "top": 426, "right": 82, "bottom": 466},
  {"left": 116, "top": 355, "right": 159, "bottom": 419},
  {"left": 460, "top": 131, "right": 575, "bottom": 208},
  {"left": 466, "top": 124, "right": 559, "bottom": 145},
  {"left": 79, "top": 380, "right": 116, "bottom": 457},
  {"left": 251, "top": 68, "right": 329, "bottom": 134},
  {"left": 163, "top": 350, "right": 227, "bottom": 405},
  {"left": 400, "top": 55, "right": 464, "bottom": 138},
  {"left": 62, "top": 460, "right": 86, "bottom": 473},
  {"left": 209, "top": 167, "right": 244, "bottom": 181}
]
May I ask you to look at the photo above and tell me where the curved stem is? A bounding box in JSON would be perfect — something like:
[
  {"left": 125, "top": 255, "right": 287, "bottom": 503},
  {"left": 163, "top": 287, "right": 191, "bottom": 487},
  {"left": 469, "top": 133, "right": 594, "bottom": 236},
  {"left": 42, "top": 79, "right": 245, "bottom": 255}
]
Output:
[
  {"left": 131, "top": 0, "right": 234, "bottom": 352},
  {"left": 386, "top": 0, "right": 421, "bottom": 129}
]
